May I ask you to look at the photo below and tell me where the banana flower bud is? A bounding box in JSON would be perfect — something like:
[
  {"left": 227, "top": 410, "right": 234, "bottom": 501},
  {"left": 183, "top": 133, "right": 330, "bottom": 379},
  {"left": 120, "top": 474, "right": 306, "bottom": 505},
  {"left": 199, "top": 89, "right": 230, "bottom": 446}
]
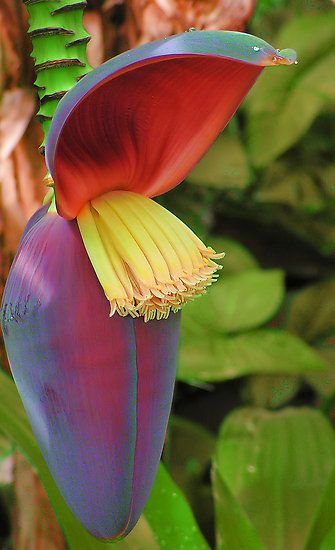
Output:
[{"left": 1, "top": 31, "right": 296, "bottom": 540}]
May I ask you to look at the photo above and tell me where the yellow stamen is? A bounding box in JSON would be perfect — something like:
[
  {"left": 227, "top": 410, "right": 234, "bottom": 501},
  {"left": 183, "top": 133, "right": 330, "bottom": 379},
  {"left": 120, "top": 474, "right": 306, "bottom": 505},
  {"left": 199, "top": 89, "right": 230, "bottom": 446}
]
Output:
[{"left": 77, "top": 190, "right": 224, "bottom": 321}]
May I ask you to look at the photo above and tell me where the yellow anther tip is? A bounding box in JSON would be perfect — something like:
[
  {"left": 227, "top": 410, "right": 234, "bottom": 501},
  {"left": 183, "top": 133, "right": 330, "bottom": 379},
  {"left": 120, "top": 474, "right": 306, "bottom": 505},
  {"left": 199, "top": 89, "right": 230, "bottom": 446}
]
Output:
[{"left": 78, "top": 191, "right": 224, "bottom": 320}]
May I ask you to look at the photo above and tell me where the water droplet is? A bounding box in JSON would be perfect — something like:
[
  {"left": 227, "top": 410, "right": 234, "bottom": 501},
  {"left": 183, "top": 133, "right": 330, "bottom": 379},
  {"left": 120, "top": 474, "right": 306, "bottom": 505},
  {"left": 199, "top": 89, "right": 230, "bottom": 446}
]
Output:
[
  {"left": 247, "top": 464, "right": 256, "bottom": 473},
  {"left": 253, "top": 46, "right": 260, "bottom": 52},
  {"left": 187, "top": 27, "right": 197, "bottom": 32},
  {"left": 294, "top": 60, "right": 298, "bottom": 65},
  {"left": 272, "top": 56, "right": 278, "bottom": 63}
]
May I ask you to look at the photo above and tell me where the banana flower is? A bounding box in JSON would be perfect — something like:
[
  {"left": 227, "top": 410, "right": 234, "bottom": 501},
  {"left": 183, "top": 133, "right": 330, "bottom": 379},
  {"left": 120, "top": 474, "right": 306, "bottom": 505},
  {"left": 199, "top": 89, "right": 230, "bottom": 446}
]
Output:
[{"left": 0, "top": 31, "right": 296, "bottom": 540}]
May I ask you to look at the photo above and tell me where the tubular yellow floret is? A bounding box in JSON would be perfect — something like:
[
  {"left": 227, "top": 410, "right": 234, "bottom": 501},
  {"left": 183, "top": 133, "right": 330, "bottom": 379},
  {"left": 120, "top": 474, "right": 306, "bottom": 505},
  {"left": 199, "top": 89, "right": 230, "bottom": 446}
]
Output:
[{"left": 77, "top": 190, "right": 224, "bottom": 321}]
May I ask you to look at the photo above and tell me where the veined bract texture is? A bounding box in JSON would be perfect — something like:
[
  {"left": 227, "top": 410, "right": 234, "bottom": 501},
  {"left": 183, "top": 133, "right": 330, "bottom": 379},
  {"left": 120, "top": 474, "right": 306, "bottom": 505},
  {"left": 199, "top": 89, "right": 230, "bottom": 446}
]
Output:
[{"left": 1, "top": 30, "right": 296, "bottom": 540}]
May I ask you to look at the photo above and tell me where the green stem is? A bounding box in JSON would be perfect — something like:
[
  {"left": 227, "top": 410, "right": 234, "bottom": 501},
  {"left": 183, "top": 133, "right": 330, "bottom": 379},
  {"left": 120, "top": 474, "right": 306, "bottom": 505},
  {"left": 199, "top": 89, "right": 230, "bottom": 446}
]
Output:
[{"left": 23, "top": 0, "right": 92, "bottom": 151}]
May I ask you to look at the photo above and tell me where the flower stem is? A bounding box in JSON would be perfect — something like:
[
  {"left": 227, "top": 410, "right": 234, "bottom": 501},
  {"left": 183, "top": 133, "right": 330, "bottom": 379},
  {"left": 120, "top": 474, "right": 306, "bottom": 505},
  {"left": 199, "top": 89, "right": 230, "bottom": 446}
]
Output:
[{"left": 23, "top": 0, "right": 92, "bottom": 151}]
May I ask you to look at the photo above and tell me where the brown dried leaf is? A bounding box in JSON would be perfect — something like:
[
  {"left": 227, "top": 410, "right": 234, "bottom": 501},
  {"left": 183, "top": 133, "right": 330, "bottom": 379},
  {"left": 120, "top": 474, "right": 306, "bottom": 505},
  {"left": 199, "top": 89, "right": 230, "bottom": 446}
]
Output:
[
  {"left": 84, "top": 10, "right": 106, "bottom": 68},
  {"left": 0, "top": 116, "right": 45, "bottom": 255},
  {"left": 0, "top": 88, "right": 35, "bottom": 161},
  {"left": 0, "top": 0, "right": 33, "bottom": 88},
  {"left": 124, "top": 0, "right": 256, "bottom": 47},
  {"left": 104, "top": 0, "right": 124, "bottom": 8},
  {"left": 0, "top": 156, "right": 26, "bottom": 253},
  {"left": 13, "top": 452, "right": 66, "bottom": 550},
  {"left": 14, "top": 118, "right": 46, "bottom": 219}
]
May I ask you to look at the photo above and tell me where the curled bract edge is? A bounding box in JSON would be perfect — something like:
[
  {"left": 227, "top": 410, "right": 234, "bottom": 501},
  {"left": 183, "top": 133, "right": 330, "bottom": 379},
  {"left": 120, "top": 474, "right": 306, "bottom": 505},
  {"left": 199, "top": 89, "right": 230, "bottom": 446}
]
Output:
[{"left": 45, "top": 30, "right": 297, "bottom": 220}]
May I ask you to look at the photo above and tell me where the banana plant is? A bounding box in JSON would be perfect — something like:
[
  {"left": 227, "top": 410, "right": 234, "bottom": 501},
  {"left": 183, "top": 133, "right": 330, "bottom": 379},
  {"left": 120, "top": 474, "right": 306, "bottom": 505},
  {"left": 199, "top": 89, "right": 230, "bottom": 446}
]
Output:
[{"left": 0, "top": 0, "right": 297, "bottom": 541}]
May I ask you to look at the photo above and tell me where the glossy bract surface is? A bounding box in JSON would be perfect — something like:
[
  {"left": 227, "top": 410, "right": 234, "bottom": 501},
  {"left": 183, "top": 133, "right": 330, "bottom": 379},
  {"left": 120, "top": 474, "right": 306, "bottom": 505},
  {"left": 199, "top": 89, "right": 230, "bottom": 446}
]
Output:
[
  {"left": 1, "top": 209, "right": 180, "bottom": 539},
  {"left": 46, "top": 31, "right": 296, "bottom": 219}
]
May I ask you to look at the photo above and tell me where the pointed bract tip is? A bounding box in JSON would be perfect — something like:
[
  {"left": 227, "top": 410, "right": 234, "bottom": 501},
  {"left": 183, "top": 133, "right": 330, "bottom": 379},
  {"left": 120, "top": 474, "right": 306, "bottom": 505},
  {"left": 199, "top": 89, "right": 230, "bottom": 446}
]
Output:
[{"left": 270, "top": 48, "right": 298, "bottom": 66}]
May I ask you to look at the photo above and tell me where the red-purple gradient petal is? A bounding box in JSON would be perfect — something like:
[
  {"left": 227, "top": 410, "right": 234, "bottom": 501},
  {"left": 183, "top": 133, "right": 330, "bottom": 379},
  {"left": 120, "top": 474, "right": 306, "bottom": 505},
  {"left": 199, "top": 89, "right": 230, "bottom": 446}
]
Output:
[
  {"left": 129, "top": 314, "right": 180, "bottom": 528},
  {"left": 1, "top": 209, "right": 180, "bottom": 540},
  {"left": 45, "top": 31, "right": 283, "bottom": 219}
]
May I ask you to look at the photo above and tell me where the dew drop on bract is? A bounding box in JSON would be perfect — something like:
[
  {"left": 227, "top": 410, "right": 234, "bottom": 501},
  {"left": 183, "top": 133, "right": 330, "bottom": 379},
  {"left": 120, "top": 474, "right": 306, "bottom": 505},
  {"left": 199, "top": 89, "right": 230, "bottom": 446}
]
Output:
[
  {"left": 253, "top": 46, "right": 260, "bottom": 51},
  {"left": 187, "top": 27, "right": 197, "bottom": 32}
]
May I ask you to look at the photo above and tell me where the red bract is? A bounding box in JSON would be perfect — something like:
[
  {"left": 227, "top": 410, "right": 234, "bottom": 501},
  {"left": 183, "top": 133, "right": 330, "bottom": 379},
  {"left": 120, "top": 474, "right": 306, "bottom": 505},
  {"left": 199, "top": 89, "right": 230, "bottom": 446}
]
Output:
[{"left": 46, "top": 31, "right": 295, "bottom": 220}]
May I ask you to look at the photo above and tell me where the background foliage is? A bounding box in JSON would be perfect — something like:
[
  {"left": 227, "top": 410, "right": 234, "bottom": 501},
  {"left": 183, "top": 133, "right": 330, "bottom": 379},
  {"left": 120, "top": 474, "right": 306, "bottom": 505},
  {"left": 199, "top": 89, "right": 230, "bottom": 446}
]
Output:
[{"left": 0, "top": 0, "right": 335, "bottom": 548}]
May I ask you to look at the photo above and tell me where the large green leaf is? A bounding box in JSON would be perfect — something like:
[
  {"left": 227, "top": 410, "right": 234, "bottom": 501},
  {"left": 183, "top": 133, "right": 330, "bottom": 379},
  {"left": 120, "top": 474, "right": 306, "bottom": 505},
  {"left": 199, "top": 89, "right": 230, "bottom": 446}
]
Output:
[
  {"left": 286, "top": 279, "right": 335, "bottom": 344},
  {"left": 212, "top": 463, "right": 265, "bottom": 550},
  {"left": 178, "top": 329, "right": 326, "bottom": 382},
  {"left": 296, "top": 282, "right": 335, "bottom": 401},
  {"left": 321, "top": 528, "right": 335, "bottom": 550},
  {"left": 167, "top": 417, "right": 216, "bottom": 484},
  {"left": 306, "top": 348, "right": 335, "bottom": 398},
  {"left": 182, "top": 269, "right": 284, "bottom": 335},
  {"left": 188, "top": 132, "right": 250, "bottom": 190},
  {"left": 145, "top": 462, "right": 209, "bottom": 550},
  {"left": 208, "top": 237, "right": 259, "bottom": 274},
  {"left": 0, "top": 370, "right": 208, "bottom": 550},
  {"left": 252, "top": 0, "right": 288, "bottom": 22},
  {"left": 245, "top": 201, "right": 335, "bottom": 257},
  {"left": 243, "top": 374, "right": 299, "bottom": 409},
  {"left": 246, "top": 12, "right": 335, "bottom": 167},
  {"left": 165, "top": 417, "right": 216, "bottom": 539},
  {"left": 305, "top": 465, "right": 335, "bottom": 550},
  {"left": 255, "top": 161, "right": 326, "bottom": 213},
  {"left": 215, "top": 407, "right": 335, "bottom": 550}
]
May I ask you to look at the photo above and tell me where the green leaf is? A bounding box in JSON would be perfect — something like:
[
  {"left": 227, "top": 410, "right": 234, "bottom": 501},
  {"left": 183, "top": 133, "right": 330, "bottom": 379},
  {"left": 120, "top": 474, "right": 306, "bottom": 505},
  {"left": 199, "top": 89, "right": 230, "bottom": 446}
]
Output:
[
  {"left": 321, "top": 528, "right": 335, "bottom": 550},
  {"left": 165, "top": 417, "right": 216, "bottom": 538},
  {"left": 246, "top": 201, "right": 335, "bottom": 256},
  {"left": 306, "top": 348, "right": 335, "bottom": 398},
  {"left": 0, "top": 370, "right": 207, "bottom": 549},
  {"left": 0, "top": 432, "right": 14, "bottom": 462},
  {"left": 212, "top": 463, "right": 265, "bottom": 550},
  {"left": 286, "top": 279, "right": 335, "bottom": 344},
  {"left": 178, "top": 329, "right": 325, "bottom": 382},
  {"left": 252, "top": 0, "right": 288, "bottom": 23},
  {"left": 182, "top": 269, "right": 285, "bottom": 335},
  {"left": 208, "top": 237, "right": 259, "bottom": 274},
  {"left": 188, "top": 132, "right": 250, "bottom": 190},
  {"left": 305, "top": 465, "right": 335, "bottom": 550},
  {"left": 246, "top": 12, "right": 335, "bottom": 167},
  {"left": 215, "top": 407, "right": 335, "bottom": 550},
  {"left": 166, "top": 417, "right": 215, "bottom": 487},
  {"left": 256, "top": 161, "right": 325, "bottom": 213},
  {"left": 145, "top": 461, "right": 210, "bottom": 550},
  {"left": 243, "top": 375, "right": 299, "bottom": 409}
]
